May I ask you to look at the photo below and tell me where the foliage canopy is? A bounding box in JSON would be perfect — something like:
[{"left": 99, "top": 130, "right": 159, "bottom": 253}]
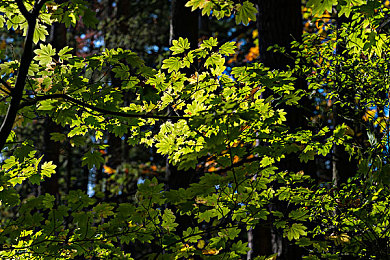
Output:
[{"left": 0, "top": 0, "right": 390, "bottom": 259}]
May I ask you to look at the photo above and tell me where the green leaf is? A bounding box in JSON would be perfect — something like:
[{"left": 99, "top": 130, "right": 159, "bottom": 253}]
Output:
[
  {"left": 288, "top": 209, "right": 309, "bottom": 221},
  {"left": 231, "top": 240, "right": 250, "bottom": 255},
  {"left": 170, "top": 37, "right": 190, "bottom": 55},
  {"left": 204, "top": 53, "right": 224, "bottom": 68},
  {"left": 235, "top": 1, "right": 257, "bottom": 25},
  {"left": 306, "top": 0, "right": 338, "bottom": 15},
  {"left": 285, "top": 223, "right": 307, "bottom": 241},
  {"left": 82, "top": 8, "right": 99, "bottom": 28},
  {"left": 219, "top": 42, "right": 236, "bottom": 56},
  {"left": 9, "top": 177, "right": 24, "bottom": 186},
  {"left": 33, "top": 24, "right": 49, "bottom": 44},
  {"left": 161, "top": 57, "right": 181, "bottom": 72},
  {"left": 0, "top": 16, "right": 5, "bottom": 28},
  {"left": 162, "top": 208, "right": 178, "bottom": 231},
  {"left": 34, "top": 44, "right": 56, "bottom": 66},
  {"left": 42, "top": 194, "right": 55, "bottom": 209},
  {"left": 93, "top": 203, "right": 115, "bottom": 218},
  {"left": 37, "top": 99, "right": 56, "bottom": 111},
  {"left": 41, "top": 161, "right": 56, "bottom": 178},
  {"left": 112, "top": 64, "right": 130, "bottom": 80},
  {"left": 185, "top": 0, "right": 207, "bottom": 11},
  {"left": 58, "top": 46, "right": 73, "bottom": 61},
  {"left": 50, "top": 132, "right": 67, "bottom": 143},
  {"left": 201, "top": 37, "right": 218, "bottom": 49},
  {"left": 82, "top": 150, "right": 105, "bottom": 169}
]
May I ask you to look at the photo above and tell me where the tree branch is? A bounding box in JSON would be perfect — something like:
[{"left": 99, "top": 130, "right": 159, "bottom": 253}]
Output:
[
  {"left": 32, "top": 0, "right": 48, "bottom": 17},
  {"left": 0, "top": 77, "right": 12, "bottom": 95},
  {"left": 0, "top": 1, "right": 40, "bottom": 150},
  {"left": 15, "top": 0, "right": 33, "bottom": 23},
  {"left": 19, "top": 93, "right": 188, "bottom": 121}
]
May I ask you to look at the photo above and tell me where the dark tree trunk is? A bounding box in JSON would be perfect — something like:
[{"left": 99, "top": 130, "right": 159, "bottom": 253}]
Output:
[
  {"left": 41, "top": 22, "right": 67, "bottom": 197},
  {"left": 251, "top": 1, "right": 305, "bottom": 259},
  {"left": 170, "top": 0, "right": 199, "bottom": 48},
  {"left": 166, "top": 0, "right": 199, "bottom": 234},
  {"left": 332, "top": 15, "right": 357, "bottom": 186},
  {"left": 167, "top": 0, "right": 199, "bottom": 190},
  {"left": 257, "top": 0, "right": 301, "bottom": 70},
  {"left": 42, "top": 119, "right": 61, "bottom": 197}
]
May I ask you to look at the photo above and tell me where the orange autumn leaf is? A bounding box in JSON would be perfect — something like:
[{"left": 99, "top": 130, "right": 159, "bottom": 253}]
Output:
[
  {"left": 103, "top": 165, "right": 116, "bottom": 174},
  {"left": 233, "top": 155, "right": 240, "bottom": 164},
  {"left": 245, "top": 46, "right": 259, "bottom": 61}
]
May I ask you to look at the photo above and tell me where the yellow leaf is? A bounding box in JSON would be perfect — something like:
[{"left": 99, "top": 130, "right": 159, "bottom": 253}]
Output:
[
  {"left": 202, "top": 248, "right": 220, "bottom": 255},
  {"left": 197, "top": 240, "right": 205, "bottom": 249},
  {"left": 0, "top": 40, "right": 5, "bottom": 50},
  {"left": 252, "top": 29, "right": 258, "bottom": 39},
  {"left": 363, "top": 108, "right": 376, "bottom": 121}
]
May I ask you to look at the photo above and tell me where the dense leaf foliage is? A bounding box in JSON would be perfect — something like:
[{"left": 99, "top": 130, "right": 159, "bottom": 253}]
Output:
[{"left": 0, "top": 0, "right": 389, "bottom": 259}]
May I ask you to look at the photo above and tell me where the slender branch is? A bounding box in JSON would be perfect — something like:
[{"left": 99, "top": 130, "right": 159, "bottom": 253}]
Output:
[
  {"left": 19, "top": 93, "right": 188, "bottom": 120},
  {"left": 0, "top": 1, "right": 42, "bottom": 151},
  {"left": 378, "top": 16, "right": 390, "bottom": 31},
  {"left": 32, "top": 0, "right": 48, "bottom": 17},
  {"left": 15, "top": 0, "right": 33, "bottom": 23},
  {"left": 0, "top": 77, "right": 12, "bottom": 93}
]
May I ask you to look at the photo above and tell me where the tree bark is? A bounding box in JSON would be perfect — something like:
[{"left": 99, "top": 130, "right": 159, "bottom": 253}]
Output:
[
  {"left": 0, "top": 0, "right": 45, "bottom": 151},
  {"left": 170, "top": 0, "right": 199, "bottom": 48},
  {"left": 257, "top": 0, "right": 301, "bottom": 70},
  {"left": 41, "top": 22, "right": 67, "bottom": 196},
  {"left": 251, "top": 1, "right": 305, "bottom": 259},
  {"left": 332, "top": 15, "right": 357, "bottom": 186},
  {"left": 166, "top": 0, "right": 199, "bottom": 235}
]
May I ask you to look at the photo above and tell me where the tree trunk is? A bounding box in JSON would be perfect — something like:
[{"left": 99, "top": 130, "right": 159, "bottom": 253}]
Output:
[
  {"left": 257, "top": 0, "right": 301, "bottom": 70},
  {"left": 167, "top": 0, "right": 199, "bottom": 189},
  {"left": 41, "top": 22, "right": 67, "bottom": 197},
  {"left": 251, "top": 1, "right": 305, "bottom": 259},
  {"left": 166, "top": 0, "right": 199, "bottom": 235},
  {"left": 332, "top": 15, "right": 357, "bottom": 186},
  {"left": 170, "top": 0, "right": 199, "bottom": 48}
]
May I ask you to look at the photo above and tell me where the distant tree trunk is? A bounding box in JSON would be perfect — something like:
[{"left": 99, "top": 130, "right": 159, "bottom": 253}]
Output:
[
  {"left": 166, "top": 0, "right": 199, "bottom": 234},
  {"left": 42, "top": 119, "right": 61, "bottom": 197},
  {"left": 167, "top": 0, "right": 199, "bottom": 190},
  {"left": 250, "top": 1, "right": 305, "bottom": 259},
  {"left": 170, "top": 0, "right": 199, "bottom": 48},
  {"left": 332, "top": 15, "right": 357, "bottom": 186},
  {"left": 257, "top": 0, "right": 301, "bottom": 70},
  {"left": 41, "top": 22, "right": 67, "bottom": 197}
]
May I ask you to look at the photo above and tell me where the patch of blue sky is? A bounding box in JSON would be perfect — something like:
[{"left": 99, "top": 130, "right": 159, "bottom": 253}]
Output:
[
  {"left": 94, "top": 38, "right": 104, "bottom": 48},
  {"left": 87, "top": 171, "right": 95, "bottom": 197},
  {"left": 227, "top": 27, "right": 236, "bottom": 37},
  {"left": 145, "top": 45, "right": 159, "bottom": 54}
]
